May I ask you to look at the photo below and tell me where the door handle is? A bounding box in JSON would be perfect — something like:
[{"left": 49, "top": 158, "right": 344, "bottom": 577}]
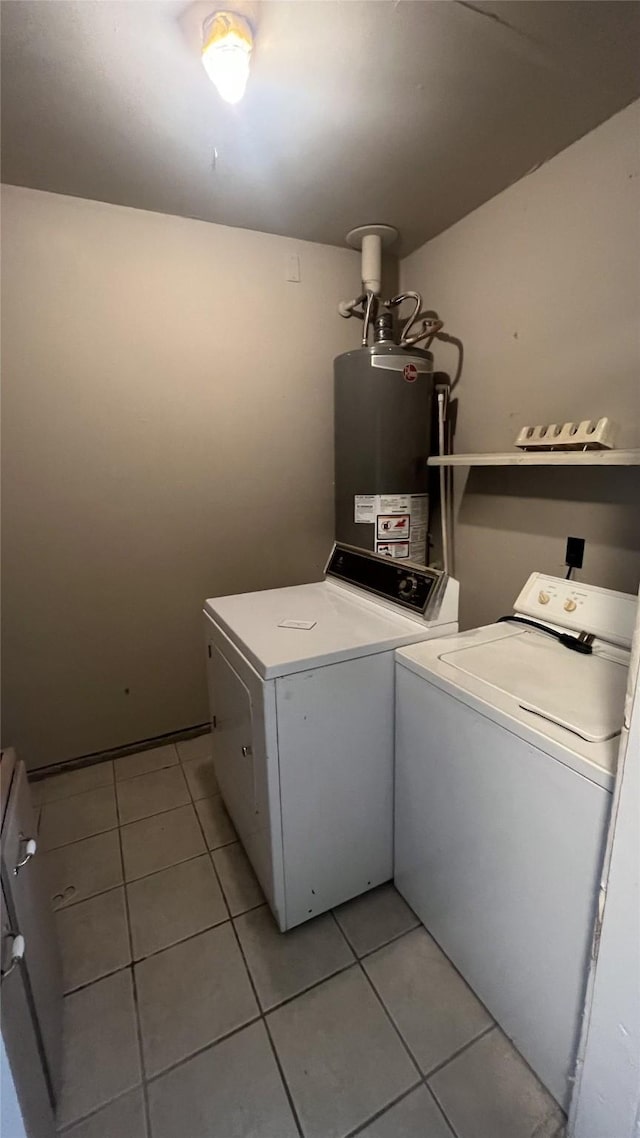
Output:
[
  {"left": 14, "top": 837, "right": 37, "bottom": 875},
  {"left": 1, "top": 933, "right": 26, "bottom": 980},
  {"left": 241, "top": 746, "right": 253, "bottom": 758}
]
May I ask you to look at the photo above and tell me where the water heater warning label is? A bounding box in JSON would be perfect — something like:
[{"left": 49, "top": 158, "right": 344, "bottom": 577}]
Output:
[
  {"left": 354, "top": 495, "right": 378, "bottom": 523},
  {"left": 355, "top": 492, "right": 429, "bottom": 563},
  {"left": 376, "top": 541, "right": 410, "bottom": 559},
  {"left": 377, "top": 514, "right": 410, "bottom": 541}
]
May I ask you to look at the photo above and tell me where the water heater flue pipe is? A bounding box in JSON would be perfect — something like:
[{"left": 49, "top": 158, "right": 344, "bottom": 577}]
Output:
[
  {"left": 361, "top": 233, "right": 383, "bottom": 293},
  {"left": 346, "top": 224, "right": 398, "bottom": 296}
]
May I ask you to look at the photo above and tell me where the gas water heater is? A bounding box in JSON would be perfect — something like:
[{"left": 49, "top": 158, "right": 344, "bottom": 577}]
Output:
[{"left": 335, "top": 225, "right": 443, "bottom": 565}]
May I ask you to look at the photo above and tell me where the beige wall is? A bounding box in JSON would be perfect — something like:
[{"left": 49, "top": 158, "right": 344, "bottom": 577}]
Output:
[
  {"left": 1, "top": 187, "right": 360, "bottom": 769},
  {"left": 401, "top": 100, "right": 640, "bottom": 630}
]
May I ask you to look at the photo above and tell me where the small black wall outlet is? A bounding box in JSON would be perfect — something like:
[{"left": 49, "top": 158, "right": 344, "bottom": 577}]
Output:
[{"left": 565, "top": 536, "right": 585, "bottom": 572}]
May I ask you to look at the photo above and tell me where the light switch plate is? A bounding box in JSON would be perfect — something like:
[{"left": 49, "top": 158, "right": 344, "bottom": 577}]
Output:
[{"left": 285, "top": 254, "right": 301, "bottom": 283}]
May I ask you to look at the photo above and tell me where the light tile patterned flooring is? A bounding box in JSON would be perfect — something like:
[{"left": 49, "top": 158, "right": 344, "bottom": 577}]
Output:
[{"left": 32, "top": 734, "right": 566, "bottom": 1138}]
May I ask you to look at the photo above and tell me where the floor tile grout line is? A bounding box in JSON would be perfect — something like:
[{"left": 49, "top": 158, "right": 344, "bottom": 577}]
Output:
[
  {"left": 141, "top": 1012, "right": 263, "bottom": 1088},
  {"left": 56, "top": 790, "right": 482, "bottom": 1138},
  {"left": 60, "top": 960, "right": 122, "bottom": 999},
  {"left": 356, "top": 958, "right": 424, "bottom": 1079},
  {"left": 428, "top": 1078, "right": 464, "bottom": 1138},
  {"left": 133, "top": 981, "right": 439, "bottom": 1138},
  {"left": 356, "top": 915, "right": 499, "bottom": 1115},
  {"left": 51, "top": 763, "right": 256, "bottom": 1131},
  {"left": 114, "top": 760, "right": 182, "bottom": 787},
  {"left": 29, "top": 767, "right": 116, "bottom": 809},
  {"left": 357, "top": 922, "right": 422, "bottom": 961},
  {"left": 423, "top": 1022, "right": 496, "bottom": 1083},
  {"left": 41, "top": 821, "right": 120, "bottom": 855},
  {"left": 56, "top": 860, "right": 144, "bottom": 1131},
  {"left": 60, "top": 952, "right": 132, "bottom": 999},
  {"left": 188, "top": 790, "right": 226, "bottom": 809},
  {"left": 114, "top": 779, "right": 124, "bottom": 828},
  {"left": 342, "top": 1078, "right": 425, "bottom": 1138},
  {"left": 48, "top": 843, "right": 227, "bottom": 915},
  {"left": 46, "top": 794, "right": 222, "bottom": 858},
  {"left": 190, "top": 801, "right": 304, "bottom": 1136},
  {"left": 116, "top": 790, "right": 193, "bottom": 829},
  {"left": 409, "top": 921, "right": 496, "bottom": 1031},
  {"left": 328, "top": 906, "right": 358, "bottom": 955},
  {"left": 130, "top": 973, "right": 152, "bottom": 1136},
  {"left": 129, "top": 913, "right": 231, "bottom": 968},
  {"left": 427, "top": 1013, "right": 566, "bottom": 1137},
  {"left": 58, "top": 937, "right": 394, "bottom": 1097},
  {"left": 207, "top": 844, "right": 266, "bottom": 921},
  {"left": 201, "top": 906, "right": 419, "bottom": 1019},
  {"left": 421, "top": 1079, "right": 461, "bottom": 1138},
  {"left": 37, "top": 758, "right": 217, "bottom": 812},
  {"left": 113, "top": 755, "right": 177, "bottom": 782},
  {"left": 116, "top": 821, "right": 153, "bottom": 1138},
  {"left": 56, "top": 1084, "right": 145, "bottom": 1135},
  {"left": 246, "top": 956, "right": 360, "bottom": 1017},
  {"left": 119, "top": 799, "right": 207, "bottom": 832},
  {"left": 35, "top": 769, "right": 184, "bottom": 814},
  {"left": 54, "top": 847, "right": 486, "bottom": 1138},
  {"left": 192, "top": 800, "right": 234, "bottom": 923},
  {"left": 261, "top": 1017, "right": 305, "bottom": 1138},
  {"left": 331, "top": 909, "right": 421, "bottom": 964},
  {"left": 124, "top": 836, "right": 236, "bottom": 887},
  {"left": 225, "top": 907, "right": 305, "bottom": 1138},
  {"left": 332, "top": 905, "right": 435, "bottom": 1079},
  {"left": 53, "top": 882, "right": 126, "bottom": 926}
]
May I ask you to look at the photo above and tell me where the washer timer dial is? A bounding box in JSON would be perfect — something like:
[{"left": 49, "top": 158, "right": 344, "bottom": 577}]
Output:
[{"left": 399, "top": 575, "right": 418, "bottom": 599}]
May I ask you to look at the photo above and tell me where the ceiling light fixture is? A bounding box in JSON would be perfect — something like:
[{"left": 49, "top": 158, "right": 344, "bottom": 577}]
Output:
[{"left": 201, "top": 10, "right": 253, "bottom": 105}]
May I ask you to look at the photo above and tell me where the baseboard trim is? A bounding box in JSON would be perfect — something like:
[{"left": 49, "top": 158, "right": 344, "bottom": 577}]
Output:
[{"left": 28, "top": 723, "right": 211, "bottom": 781}]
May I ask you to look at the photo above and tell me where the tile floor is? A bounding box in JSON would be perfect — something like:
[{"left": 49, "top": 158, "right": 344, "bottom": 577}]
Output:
[{"left": 32, "top": 733, "right": 567, "bottom": 1138}]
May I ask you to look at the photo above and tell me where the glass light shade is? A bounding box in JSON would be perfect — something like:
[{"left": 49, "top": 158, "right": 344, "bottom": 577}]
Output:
[{"left": 202, "top": 12, "right": 253, "bottom": 104}]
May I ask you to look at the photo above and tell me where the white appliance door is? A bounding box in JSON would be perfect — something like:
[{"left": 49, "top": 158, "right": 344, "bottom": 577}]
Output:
[
  {"left": 394, "top": 666, "right": 611, "bottom": 1110},
  {"left": 208, "top": 643, "right": 257, "bottom": 837},
  {"left": 205, "top": 629, "right": 286, "bottom": 928}
]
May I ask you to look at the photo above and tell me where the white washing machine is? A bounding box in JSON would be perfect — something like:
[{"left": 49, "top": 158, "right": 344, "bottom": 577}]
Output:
[
  {"left": 203, "top": 543, "right": 458, "bottom": 932},
  {"left": 394, "top": 572, "right": 636, "bottom": 1109}
]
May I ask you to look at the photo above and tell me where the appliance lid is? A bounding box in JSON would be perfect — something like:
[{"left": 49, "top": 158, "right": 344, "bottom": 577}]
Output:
[
  {"left": 204, "top": 580, "right": 444, "bottom": 679},
  {"left": 439, "top": 631, "right": 629, "bottom": 743}
]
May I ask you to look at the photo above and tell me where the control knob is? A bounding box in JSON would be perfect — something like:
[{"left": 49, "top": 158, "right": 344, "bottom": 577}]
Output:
[
  {"left": 564, "top": 599, "right": 577, "bottom": 613},
  {"left": 538, "top": 591, "right": 550, "bottom": 605},
  {"left": 399, "top": 575, "right": 418, "bottom": 599}
]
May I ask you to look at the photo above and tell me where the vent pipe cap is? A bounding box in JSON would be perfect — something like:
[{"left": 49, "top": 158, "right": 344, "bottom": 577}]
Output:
[{"left": 346, "top": 224, "right": 398, "bottom": 296}]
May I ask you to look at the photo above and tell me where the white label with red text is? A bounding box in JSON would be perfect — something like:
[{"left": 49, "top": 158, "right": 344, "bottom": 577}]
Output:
[
  {"left": 376, "top": 541, "right": 410, "bottom": 559},
  {"left": 377, "top": 513, "right": 410, "bottom": 541}
]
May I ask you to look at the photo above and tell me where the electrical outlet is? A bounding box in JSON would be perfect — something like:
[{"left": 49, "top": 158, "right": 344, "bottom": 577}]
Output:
[{"left": 565, "top": 536, "right": 585, "bottom": 572}]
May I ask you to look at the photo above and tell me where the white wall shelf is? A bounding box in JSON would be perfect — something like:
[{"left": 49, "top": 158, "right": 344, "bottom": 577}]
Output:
[{"left": 427, "top": 449, "right": 640, "bottom": 468}]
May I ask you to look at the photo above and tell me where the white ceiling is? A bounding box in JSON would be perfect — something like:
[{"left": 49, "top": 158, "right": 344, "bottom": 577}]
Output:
[{"left": 2, "top": 0, "right": 639, "bottom": 254}]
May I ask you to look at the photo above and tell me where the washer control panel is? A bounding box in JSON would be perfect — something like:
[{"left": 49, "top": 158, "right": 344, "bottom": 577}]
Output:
[
  {"left": 514, "top": 573, "right": 636, "bottom": 649},
  {"left": 326, "top": 543, "right": 444, "bottom": 616}
]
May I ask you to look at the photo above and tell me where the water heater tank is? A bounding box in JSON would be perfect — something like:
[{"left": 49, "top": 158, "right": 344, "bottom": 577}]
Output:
[{"left": 334, "top": 342, "right": 433, "bottom": 563}]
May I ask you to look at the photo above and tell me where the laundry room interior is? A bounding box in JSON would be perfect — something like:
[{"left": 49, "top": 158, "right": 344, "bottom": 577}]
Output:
[{"left": 1, "top": 2, "right": 639, "bottom": 1138}]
